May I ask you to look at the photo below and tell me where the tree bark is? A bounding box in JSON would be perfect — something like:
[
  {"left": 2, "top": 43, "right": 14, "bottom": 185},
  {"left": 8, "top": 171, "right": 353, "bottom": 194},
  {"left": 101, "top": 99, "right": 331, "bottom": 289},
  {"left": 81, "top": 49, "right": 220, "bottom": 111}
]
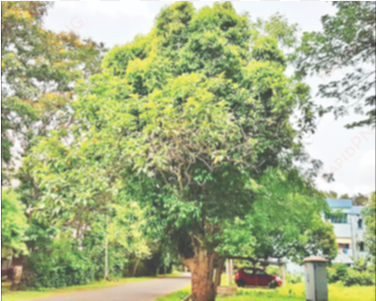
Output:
[
  {"left": 132, "top": 258, "right": 141, "bottom": 277},
  {"left": 184, "top": 248, "right": 217, "bottom": 301},
  {"left": 214, "top": 258, "right": 225, "bottom": 291}
]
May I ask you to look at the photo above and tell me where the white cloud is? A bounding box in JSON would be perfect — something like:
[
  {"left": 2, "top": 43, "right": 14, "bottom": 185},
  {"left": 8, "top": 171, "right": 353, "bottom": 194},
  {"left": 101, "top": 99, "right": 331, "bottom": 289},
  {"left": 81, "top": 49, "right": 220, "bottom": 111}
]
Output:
[
  {"left": 316, "top": 150, "right": 376, "bottom": 196},
  {"left": 316, "top": 180, "right": 350, "bottom": 196},
  {"left": 357, "top": 150, "right": 376, "bottom": 189},
  {"left": 57, "top": 1, "right": 152, "bottom": 18}
]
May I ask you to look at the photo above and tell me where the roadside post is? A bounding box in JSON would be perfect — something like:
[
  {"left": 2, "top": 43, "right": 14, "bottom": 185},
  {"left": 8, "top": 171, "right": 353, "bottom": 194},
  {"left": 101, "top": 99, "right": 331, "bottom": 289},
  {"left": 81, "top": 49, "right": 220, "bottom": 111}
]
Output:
[{"left": 303, "top": 257, "right": 328, "bottom": 301}]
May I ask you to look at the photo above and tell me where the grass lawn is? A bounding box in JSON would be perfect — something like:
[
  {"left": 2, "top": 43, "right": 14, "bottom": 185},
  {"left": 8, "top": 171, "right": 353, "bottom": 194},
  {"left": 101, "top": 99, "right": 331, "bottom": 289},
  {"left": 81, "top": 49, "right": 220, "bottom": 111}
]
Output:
[
  {"left": 156, "top": 283, "right": 376, "bottom": 301},
  {"left": 1, "top": 273, "right": 180, "bottom": 301}
]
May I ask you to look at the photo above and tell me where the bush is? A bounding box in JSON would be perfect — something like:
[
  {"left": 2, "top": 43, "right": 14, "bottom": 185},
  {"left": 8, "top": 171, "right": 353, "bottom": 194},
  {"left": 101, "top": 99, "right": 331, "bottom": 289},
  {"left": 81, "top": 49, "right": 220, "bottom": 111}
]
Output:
[
  {"left": 328, "top": 264, "right": 348, "bottom": 283},
  {"left": 22, "top": 239, "right": 99, "bottom": 289},
  {"left": 343, "top": 269, "right": 374, "bottom": 287},
  {"left": 286, "top": 273, "right": 303, "bottom": 284},
  {"left": 266, "top": 266, "right": 280, "bottom": 276},
  {"left": 22, "top": 229, "right": 138, "bottom": 289},
  {"left": 327, "top": 263, "right": 374, "bottom": 287}
]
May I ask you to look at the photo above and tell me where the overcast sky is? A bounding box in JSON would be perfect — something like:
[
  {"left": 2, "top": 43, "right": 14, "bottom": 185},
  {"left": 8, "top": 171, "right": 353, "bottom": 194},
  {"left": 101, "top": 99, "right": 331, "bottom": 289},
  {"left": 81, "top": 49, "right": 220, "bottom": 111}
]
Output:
[{"left": 43, "top": 1, "right": 375, "bottom": 197}]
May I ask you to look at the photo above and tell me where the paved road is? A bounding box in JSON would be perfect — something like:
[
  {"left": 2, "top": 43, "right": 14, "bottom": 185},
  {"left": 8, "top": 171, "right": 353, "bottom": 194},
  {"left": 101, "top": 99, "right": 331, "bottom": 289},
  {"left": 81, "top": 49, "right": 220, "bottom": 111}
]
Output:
[{"left": 30, "top": 275, "right": 191, "bottom": 301}]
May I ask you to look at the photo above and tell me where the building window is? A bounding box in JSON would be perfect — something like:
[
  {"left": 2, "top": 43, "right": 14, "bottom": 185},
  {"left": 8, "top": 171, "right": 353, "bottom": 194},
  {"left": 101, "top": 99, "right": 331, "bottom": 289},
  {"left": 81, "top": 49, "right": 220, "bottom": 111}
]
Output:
[
  {"left": 358, "top": 219, "right": 363, "bottom": 229},
  {"left": 359, "top": 242, "right": 364, "bottom": 252},
  {"left": 327, "top": 213, "right": 347, "bottom": 224},
  {"left": 339, "top": 244, "right": 350, "bottom": 254}
]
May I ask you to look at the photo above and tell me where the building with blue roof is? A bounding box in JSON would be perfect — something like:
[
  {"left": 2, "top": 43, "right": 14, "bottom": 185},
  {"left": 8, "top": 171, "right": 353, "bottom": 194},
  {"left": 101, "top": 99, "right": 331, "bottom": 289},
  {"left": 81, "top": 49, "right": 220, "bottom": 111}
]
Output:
[
  {"left": 325, "top": 199, "right": 366, "bottom": 265},
  {"left": 326, "top": 199, "right": 353, "bottom": 209}
]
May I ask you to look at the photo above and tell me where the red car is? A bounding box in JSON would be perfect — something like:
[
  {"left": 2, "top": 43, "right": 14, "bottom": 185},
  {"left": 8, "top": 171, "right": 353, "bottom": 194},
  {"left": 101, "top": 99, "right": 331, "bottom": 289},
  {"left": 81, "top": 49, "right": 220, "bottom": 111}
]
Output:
[{"left": 235, "top": 268, "right": 282, "bottom": 288}]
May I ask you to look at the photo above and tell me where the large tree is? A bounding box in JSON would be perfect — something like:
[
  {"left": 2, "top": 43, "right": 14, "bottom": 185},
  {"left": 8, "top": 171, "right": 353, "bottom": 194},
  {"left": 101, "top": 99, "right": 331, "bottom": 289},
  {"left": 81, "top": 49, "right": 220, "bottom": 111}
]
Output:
[
  {"left": 1, "top": 1, "right": 105, "bottom": 182},
  {"left": 297, "top": 1, "right": 376, "bottom": 129},
  {"left": 28, "top": 3, "right": 316, "bottom": 300}
]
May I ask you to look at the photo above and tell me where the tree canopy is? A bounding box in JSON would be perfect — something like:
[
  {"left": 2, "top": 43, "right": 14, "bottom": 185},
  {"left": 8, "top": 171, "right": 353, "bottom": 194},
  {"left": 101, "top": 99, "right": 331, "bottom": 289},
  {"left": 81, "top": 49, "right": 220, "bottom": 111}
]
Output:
[
  {"left": 363, "top": 193, "right": 376, "bottom": 264},
  {"left": 297, "top": 1, "right": 376, "bottom": 129},
  {"left": 1, "top": 189, "right": 29, "bottom": 256},
  {"left": 26, "top": 3, "right": 330, "bottom": 300},
  {"left": 1, "top": 1, "right": 105, "bottom": 182},
  {"left": 220, "top": 168, "right": 337, "bottom": 262}
]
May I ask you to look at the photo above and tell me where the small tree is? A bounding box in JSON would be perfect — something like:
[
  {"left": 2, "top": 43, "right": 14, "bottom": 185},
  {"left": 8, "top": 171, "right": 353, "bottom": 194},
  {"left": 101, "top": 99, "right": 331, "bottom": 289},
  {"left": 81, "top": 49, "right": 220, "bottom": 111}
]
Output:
[
  {"left": 1, "top": 189, "right": 28, "bottom": 255},
  {"left": 1, "top": 188, "right": 29, "bottom": 286}
]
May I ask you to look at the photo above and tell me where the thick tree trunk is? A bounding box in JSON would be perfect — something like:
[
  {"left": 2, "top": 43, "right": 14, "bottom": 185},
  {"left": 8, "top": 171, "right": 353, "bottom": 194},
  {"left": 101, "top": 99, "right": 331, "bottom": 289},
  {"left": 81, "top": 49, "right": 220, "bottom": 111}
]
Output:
[{"left": 185, "top": 249, "right": 217, "bottom": 301}]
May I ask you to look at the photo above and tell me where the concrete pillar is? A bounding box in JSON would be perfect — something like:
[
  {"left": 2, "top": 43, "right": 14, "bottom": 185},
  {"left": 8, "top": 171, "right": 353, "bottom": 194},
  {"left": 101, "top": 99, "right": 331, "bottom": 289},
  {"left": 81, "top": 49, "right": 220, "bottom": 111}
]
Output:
[
  {"left": 352, "top": 216, "right": 359, "bottom": 259},
  {"left": 12, "top": 265, "right": 23, "bottom": 286},
  {"left": 229, "top": 259, "right": 234, "bottom": 285},
  {"left": 278, "top": 264, "right": 286, "bottom": 286},
  {"left": 303, "top": 257, "right": 328, "bottom": 301},
  {"left": 226, "top": 259, "right": 230, "bottom": 285}
]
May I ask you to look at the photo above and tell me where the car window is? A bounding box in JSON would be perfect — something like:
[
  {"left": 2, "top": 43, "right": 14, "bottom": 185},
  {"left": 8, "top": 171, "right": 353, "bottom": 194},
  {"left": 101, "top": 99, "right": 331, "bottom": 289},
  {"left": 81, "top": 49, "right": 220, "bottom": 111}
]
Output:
[
  {"left": 255, "top": 270, "right": 266, "bottom": 275},
  {"left": 244, "top": 269, "right": 254, "bottom": 275}
]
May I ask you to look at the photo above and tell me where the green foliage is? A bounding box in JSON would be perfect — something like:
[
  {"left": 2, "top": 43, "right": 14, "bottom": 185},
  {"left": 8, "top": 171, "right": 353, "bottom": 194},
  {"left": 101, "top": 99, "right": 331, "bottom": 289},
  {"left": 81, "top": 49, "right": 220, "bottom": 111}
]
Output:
[
  {"left": 21, "top": 230, "right": 139, "bottom": 289},
  {"left": 325, "top": 209, "right": 347, "bottom": 223},
  {"left": 265, "top": 266, "right": 303, "bottom": 285},
  {"left": 1, "top": 1, "right": 105, "bottom": 182},
  {"left": 304, "top": 221, "right": 337, "bottom": 260},
  {"left": 351, "top": 255, "right": 369, "bottom": 273},
  {"left": 252, "top": 13, "right": 299, "bottom": 49},
  {"left": 297, "top": 2, "right": 376, "bottom": 129},
  {"left": 328, "top": 263, "right": 374, "bottom": 287},
  {"left": 285, "top": 273, "right": 302, "bottom": 285},
  {"left": 17, "top": 182, "right": 150, "bottom": 288},
  {"left": 1, "top": 189, "right": 29, "bottom": 255},
  {"left": 22, "top": 237, "right": 97, "bottom": 289},
  {"left": 352, "top": 193, "right": 369, "bottom": 206},
  {"left": 107, "top": 202, "right": 150, "bottom": 259},
  {"left": 221, "top": 168, "right": 337, "bottom": 261},
  {"left": 363, "top": 193, "right": 376, "bottom": 263},
  {"left": 328, "top": 264, "right": 348, "bottom": 283},
  {"left": 69, "top": 1, "right": 311, "bottom": 253},
  {"left": 26, "top": 3, "right": 317, "bottom": 297},
  {"left": 343, "top": 269, "right": 374, "bottom": 287},
  {"left": 265, "top": 266, "right": 279, "bottom": 276}
]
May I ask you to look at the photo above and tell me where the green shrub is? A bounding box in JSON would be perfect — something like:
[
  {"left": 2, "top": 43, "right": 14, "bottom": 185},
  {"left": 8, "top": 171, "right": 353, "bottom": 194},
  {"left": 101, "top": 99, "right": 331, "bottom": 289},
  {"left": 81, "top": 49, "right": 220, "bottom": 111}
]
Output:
[
  {"left": 266, "top": 266, "right": 280, "bottom": 276},
  {"left": 328, "top": 264, "right": 348, "bottom": 283},
  {"left": 22, "top": 247, "right": 98, "bottom": 289},
  {"left": 22, "top": 234, "right": 104, "bottom": 289},
  {"left": 22, "top": 230, "right": 137, "bottom": 289},
  {"left": 286, "top": 273, "right": 303, "bottom": 284},
  {"left": 327, "top": 263, "right": 374, "bottom": 287},
  {"left": 343, "top": 269, "right": 374, "bottom": 287},
  {"left": 266, "top": 266, "right": 303, "bottom": 284}
]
